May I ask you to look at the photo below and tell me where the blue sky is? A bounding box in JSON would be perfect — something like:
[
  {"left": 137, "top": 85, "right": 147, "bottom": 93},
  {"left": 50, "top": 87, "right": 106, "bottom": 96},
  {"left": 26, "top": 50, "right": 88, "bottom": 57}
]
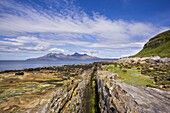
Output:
[{"left": 0, "top": 0, "right": 170, "bottom": 60}]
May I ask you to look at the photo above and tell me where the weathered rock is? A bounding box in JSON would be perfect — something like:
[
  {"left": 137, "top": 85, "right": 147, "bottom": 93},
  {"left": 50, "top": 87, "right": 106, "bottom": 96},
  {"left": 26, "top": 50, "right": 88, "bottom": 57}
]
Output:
[
  {"left": 15, "top": 71, "right": 24, "bottom": 75},
  {"left": 97, "top": 71, "right": 139, "bottom": 113},
  {"left": 97, "top": 70, "right": 170, "bottom": 113},
  {"left": 119, "top": 56, "right": 170, "bottom": 64},
  {"left": 0, "top": 62, "right": 170, "bottom": 113},
  {"left": 46, "top": 68, "right": 94, "bottom": 113}
]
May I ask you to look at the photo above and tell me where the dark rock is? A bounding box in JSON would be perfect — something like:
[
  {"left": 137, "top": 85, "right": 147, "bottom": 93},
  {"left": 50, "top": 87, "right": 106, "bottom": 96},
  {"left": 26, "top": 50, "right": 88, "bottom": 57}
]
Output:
[
  {"left": 154, "top": 77, "right": 157, "bottom": 83},
  {"left": 122, "top": 69, "right": 127, "bottom": 73},
  {"left": 15, "top": 71, "right": 24, "bottom": 75},
  {"left": 146, "top": 84, "right": 152, "bottom": 87}
]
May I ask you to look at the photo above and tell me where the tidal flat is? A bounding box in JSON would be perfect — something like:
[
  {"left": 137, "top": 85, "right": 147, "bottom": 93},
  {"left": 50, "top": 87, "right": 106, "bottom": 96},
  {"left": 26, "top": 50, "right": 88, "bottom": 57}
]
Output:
[
  {"left": 0, "top": 64, "right": 94, "bottom": 112},
  {"left": 0, "top": 58, "right": 170, "bottom": 113}
]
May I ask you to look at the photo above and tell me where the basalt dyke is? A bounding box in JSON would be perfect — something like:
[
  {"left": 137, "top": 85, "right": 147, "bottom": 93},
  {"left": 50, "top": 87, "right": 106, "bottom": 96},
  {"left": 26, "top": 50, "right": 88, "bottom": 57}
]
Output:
[{"left": 0, "top": 59, "right": 170, "bottom": 113}]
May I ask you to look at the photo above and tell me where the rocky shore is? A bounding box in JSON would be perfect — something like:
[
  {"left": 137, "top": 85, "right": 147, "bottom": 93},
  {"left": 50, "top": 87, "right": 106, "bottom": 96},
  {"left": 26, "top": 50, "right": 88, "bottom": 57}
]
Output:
[
  {"left": 97, "top": 71, "right": 170, "bottom": 113},
  {"left": 0, "top": 58, "right": 170, "bottom": 113},
  {"left": 119, "top": 56, "right": 170, "bottom": 63}
]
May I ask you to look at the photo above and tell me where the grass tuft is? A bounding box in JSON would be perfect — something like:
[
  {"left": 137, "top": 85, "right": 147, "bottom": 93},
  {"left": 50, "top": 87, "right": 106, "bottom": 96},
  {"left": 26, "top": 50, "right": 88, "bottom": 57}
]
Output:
[{"left": 105, "top": 64, "right": 154, "bottom": 86}]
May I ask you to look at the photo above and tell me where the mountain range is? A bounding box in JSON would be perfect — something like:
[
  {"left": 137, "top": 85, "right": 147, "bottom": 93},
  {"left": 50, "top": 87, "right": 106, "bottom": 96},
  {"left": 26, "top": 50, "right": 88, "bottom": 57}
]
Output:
[{"left": 27, "top": 52, "right": 105, "bottom": 60}]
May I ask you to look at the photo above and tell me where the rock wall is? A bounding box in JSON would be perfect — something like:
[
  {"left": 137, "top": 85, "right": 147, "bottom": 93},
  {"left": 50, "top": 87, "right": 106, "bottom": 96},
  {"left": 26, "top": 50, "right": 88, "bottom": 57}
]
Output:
[
  {"left": 45, "top": 65, "right": 170, "bottom": 113},
  {"left": 97, "top": 71, "right": 139, "bottom": 113},
  {"left": 46, "top": 68, "right": 94, "bottom": 113}
]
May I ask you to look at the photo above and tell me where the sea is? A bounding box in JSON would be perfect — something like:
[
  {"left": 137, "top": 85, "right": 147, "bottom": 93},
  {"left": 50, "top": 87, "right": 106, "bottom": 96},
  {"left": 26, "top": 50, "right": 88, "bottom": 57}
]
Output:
[{"left": 0, "top": 60, "right": 111, "bottom": 71}]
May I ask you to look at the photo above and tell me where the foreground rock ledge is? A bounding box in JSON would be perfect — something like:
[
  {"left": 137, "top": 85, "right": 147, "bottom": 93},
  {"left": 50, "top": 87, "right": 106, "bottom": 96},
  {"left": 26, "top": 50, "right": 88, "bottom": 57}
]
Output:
[
  {"left": 0, "top": 62, "right": 170, "bottom": 113},
  {"left": 97, "top": 71, "right": 170, "bottom": 113}
]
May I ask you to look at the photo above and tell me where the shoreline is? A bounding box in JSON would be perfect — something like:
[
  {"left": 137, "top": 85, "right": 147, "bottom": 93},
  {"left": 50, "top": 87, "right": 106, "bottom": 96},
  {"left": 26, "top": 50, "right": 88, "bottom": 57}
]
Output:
[
  {"left": 0, "top": 59, "right": 115, "bottom": 72},
  {"left": 0, "top": 63, "right": 94, "bottom": 73},
  {"left": 0, "top": 58, "right": 170, "bottom": 112},
  {"left": 1, "top": 56, "right": 170, "bottom": 72}
]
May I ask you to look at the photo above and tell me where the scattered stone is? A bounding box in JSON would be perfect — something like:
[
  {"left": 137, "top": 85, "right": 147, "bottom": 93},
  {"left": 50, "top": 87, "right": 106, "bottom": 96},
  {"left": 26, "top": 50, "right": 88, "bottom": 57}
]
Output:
[
  {"left": 159, "top": 85, "right": 166, "bottom": 88},
  {"left": 15, "top": 71, "right": 24, "bottom": 75},
  {"left": 0, "top": 60, "right": 170, "bottom": 113},
  {"left": 146, "top": 84, "right": 152, "bottom": 87},
  {"left": 122, "top": 69, "right": 127, "bottom": 73}
]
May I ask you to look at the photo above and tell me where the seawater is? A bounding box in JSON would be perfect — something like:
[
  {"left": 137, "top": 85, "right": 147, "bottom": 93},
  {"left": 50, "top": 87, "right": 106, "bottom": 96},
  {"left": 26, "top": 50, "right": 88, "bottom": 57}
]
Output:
[{"left": 0, "top": 60, "right": 105, "bottom": 71}]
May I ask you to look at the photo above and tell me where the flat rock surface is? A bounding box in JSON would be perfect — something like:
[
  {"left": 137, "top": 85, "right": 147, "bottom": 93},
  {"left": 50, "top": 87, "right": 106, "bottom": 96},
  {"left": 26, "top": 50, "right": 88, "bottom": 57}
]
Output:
[
  {"left": 97, "top": 71, "right": 170, "bottom": 113},
  {"left": 117, "top": 82, "right": 170, "bottom": 113}
]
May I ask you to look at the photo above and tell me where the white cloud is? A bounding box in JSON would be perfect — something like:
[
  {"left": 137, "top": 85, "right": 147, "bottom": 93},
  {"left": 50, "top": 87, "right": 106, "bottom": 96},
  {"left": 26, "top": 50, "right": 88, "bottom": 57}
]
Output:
[
  {"left": 0, "top": 15, "right": 158, "bottom": 43},
  {"left": 48, "top": 48, "right": 65, "bottom": 53},
  {"left": 0, "top": 36, "right": 49, "bottom": 52},
  {"left": 0, "top": 0, "right": 169, "bottom": 59},
  {"left": 5, "top": 36, "right": 39, "bottom": 44},
  {"left": 0, "top": 0, "right": 163, "bottom": 42}
]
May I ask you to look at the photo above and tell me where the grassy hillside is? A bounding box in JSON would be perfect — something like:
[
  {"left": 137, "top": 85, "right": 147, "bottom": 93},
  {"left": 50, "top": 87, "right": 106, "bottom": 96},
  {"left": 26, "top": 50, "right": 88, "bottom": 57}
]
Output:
[{"left": 133, "top": 30, "right": 170, "bottom": 57}]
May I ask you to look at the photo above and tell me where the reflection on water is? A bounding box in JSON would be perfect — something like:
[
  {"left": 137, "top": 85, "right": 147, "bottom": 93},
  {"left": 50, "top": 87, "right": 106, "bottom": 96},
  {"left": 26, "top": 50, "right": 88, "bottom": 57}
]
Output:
[{"left": 131, "top": 73, "right": 141, "bottom": 77}]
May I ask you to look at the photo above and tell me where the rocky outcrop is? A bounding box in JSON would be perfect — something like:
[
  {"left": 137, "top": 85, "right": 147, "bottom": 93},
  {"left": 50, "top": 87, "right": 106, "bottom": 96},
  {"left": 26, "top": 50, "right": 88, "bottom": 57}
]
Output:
[
  {"left": 97, "top": 71, "right": 139, "bottom": 113},
  {"left": 0, "top": 63, "right": 170, "bottom": 113},
  {"left": 133, "top": 30, "right": 170, "bottom": 57},
  {"left": 0, "top": 64, "right": 94, "bottom": 113},
  {"left": 144, "top": 30, "right": 170, "bottom": 48},
  {"left": 46, "top": 68, "right": 94, "bottom": 113},
  {"left": 119, "top": 56, "right": 170, "bottom": 63},
  {"left": 97, "top": 71, "right": 170, "bottom": 113}
]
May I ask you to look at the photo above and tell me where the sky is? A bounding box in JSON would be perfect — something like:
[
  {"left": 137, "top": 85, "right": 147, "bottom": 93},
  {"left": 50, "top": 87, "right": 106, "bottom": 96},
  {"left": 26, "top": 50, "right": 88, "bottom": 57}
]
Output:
[{"left": 0, "top": 0, "right": 170, "bottom": 60}]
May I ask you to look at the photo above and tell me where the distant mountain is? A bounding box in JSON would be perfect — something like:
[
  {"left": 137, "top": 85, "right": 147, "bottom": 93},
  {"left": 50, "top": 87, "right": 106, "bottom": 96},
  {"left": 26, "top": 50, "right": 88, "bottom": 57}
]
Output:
[
  {"left": 133, "top": 30, "right": 170, "bottom": 57},
  {"left": 27, "top": 52, "right": 104, "bottom": 60}
]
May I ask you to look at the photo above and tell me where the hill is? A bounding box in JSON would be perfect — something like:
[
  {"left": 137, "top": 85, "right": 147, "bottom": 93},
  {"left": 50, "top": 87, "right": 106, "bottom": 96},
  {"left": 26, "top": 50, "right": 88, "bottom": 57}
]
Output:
[
  {"left": 27, "top": 52, "right": 103, "bottom": 60},
  {"left": 133, "top": 30, "right": 170, "bottom": 57}
]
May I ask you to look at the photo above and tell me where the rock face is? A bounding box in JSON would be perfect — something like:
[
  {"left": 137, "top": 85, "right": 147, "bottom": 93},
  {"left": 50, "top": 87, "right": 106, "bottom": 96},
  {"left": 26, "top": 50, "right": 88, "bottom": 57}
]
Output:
[
  {"left": 144, "top": 30, "right": 170, "bottom": 48},
  {"left": 97, "top": 71, "right": 170, "bottom": 113},
  {"left": 47, "top": 69, "right": 94, "bottom": 113},
  {"left": 97, "top": 71, "right": 139, "bottom": 113}
]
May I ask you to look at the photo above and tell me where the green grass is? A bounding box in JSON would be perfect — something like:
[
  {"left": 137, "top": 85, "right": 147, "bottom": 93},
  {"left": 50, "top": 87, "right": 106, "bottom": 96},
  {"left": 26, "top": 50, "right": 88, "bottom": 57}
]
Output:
[
  {"left": 0, "top": 83, "right": 55, "bottom": 102},
  {"left": 134, "top": 41, "right": 170, "bottom": 57},
  {"left": 146, "top": 30, "right": 170, "bottom": 45},
  {"left": 90, "top": 76, "right": 99, "bottom": 113},
  {"left": 132, "top": 30, "right": 170, "bottom": 57},
  {"left": 105, "top": 64, "right": 154, "bottom": 86},
  {"left": 90, "top": 79, "right": 96, "bottom": 113}
]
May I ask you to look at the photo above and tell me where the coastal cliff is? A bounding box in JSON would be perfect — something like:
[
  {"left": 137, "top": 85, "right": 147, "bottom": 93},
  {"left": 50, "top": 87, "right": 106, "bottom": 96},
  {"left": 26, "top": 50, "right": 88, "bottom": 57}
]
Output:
[{"left": 134, "top": 30, "right": 170, "bottom": 57}]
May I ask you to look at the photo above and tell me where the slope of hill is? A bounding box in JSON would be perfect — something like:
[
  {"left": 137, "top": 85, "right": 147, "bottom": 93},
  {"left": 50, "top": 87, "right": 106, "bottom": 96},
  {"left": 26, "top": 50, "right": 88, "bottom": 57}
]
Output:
[
  {"left": 27, "top": 52, "right": 103, "bottom": 60},
  {"left": 133, "top": 30, "right": 170, "bottom": 57}
]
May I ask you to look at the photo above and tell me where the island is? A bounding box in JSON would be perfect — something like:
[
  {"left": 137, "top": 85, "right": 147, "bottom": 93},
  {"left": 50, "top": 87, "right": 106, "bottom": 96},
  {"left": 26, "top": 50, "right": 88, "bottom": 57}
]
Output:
[{"left": 27, "top": 52, "right": 103, "bottom": 61}]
